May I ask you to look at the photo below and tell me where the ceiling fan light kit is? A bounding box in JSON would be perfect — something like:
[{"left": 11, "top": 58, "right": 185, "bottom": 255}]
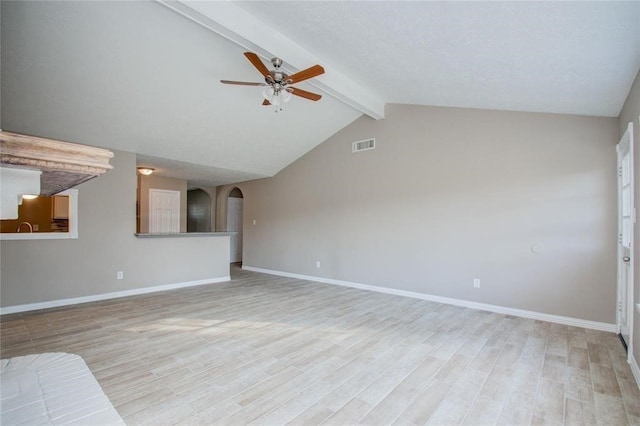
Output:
[
  {"left": 262, "top": 86, "right": 292, "bottom": 110},
  {"left": 221, "top": 52, "right": 324, "bottom": 113}
]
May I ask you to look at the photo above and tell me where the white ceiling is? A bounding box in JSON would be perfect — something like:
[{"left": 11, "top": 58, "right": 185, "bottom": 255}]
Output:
[
  {"left": 234, "top": 0, "right": 640, "bottom": 117},
  {"left": 2, "top": 1, "right": 639, "bottom": 187}
]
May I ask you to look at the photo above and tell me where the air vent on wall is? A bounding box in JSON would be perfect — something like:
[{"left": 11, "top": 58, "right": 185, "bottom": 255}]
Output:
[{"left": 352, "top": 138, "right": 375, "bottom": 153}]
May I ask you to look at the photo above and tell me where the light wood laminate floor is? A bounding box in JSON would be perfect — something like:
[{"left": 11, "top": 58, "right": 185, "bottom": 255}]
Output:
[{"left": 1, "top": 266, "right": 639, "bottom": 425}]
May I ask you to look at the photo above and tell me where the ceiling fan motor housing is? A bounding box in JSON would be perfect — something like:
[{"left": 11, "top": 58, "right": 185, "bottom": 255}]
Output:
[
  {"left": 267, "top": 71, "right": 288, "bottom": 85},
  {"left": 267, "top": 58, "right": 288, "bottom": 85}
]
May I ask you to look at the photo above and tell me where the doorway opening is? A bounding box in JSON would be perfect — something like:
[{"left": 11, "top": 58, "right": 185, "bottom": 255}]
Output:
[
  {"left": 227, "top": 187, "right": 244, "bottom": 265},
  {"left": 187, "top": 188, "right": 212, "bottom": 232}
]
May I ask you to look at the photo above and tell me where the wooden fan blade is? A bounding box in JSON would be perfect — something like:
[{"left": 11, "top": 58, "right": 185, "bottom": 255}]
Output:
[
  {"left": 290, "top": 87, "right": 322, "bottom": 101},
  {"left": 220, "top": 80, "right": 265, "bottom": 86},
  {"left": 287, "top": 64, "right": 324, "bottom": 84},
  {"left": 262, "top": 99, "right": 271, "bottom": 106},
  {"left": 244, "top": 52, "right": 271, "bottom": 78}
]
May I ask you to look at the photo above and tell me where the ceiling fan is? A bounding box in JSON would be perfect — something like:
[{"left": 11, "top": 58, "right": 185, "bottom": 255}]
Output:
[{"left": 221, "top": 52, "right": 325, "bottom": 113}]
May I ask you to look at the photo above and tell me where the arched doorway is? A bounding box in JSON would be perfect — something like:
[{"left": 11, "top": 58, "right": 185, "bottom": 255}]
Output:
[
  {"left": 227, "top": 187, "right": 244, "bottom": 264},
  {"left": 187, "top": 188, "right": 212, "bottom": 232}
]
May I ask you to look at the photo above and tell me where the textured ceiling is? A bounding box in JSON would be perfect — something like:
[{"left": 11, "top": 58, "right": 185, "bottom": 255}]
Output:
[
  {"left": 1, "top": 1, "right": 639, "bottom": 187},
  {"left": 237, "top": 1, "right": 640, "bottom": 117}
]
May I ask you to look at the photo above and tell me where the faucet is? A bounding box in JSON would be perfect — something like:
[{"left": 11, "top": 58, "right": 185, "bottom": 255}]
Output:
[{"left": 16, "top": 222, "right": 33, "bottom": 233}]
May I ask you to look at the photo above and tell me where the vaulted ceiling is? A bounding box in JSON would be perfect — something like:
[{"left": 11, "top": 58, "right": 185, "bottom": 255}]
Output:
[{"left": 2, "top": 1, "right": 639, "bottom": 187}]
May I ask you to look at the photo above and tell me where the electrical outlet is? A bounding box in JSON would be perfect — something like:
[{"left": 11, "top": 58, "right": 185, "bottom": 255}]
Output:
[
  {"left": 473, "top": 278, "right": 480, "bottom": 288},
  {"left": 316, "top": 261, "right": 321, "bottom": 268},
  {"left": 33, "top": 224, "right": 39, "bottom": 231},
  {"left": 117, "top": 271, "right": 124, "bottom": 280}
]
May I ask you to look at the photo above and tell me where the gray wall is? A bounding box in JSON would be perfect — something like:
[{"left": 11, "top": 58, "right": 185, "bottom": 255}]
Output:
[
  {"left": 237, "top": 104, "right": 619, "bottom": 323},
  {"left": 619, "top": 70, "right": 640, "bottom": 366},
  {"left": 0, "top": 150, "right": 230, "bottom": 308}
]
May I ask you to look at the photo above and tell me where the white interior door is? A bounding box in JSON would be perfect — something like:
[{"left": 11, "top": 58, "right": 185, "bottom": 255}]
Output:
[
  {"left": 227, "top": 197, "right": 243, "bottom": 263},
  {"left": 149, "top": 189, "right": 180, "bottom": 233},
  {"left": 617, "top": 122, "right": 634, "bottom": 349}
]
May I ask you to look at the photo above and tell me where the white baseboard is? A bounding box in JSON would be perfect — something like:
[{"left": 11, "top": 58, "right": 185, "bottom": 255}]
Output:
[
  {"left": 243, "top": 266, "right": 616, "bottom": 333},
  {"left": 0, "top": 276, "right": 231, "bottom": 315},
  {"left": 630, "top": 352, "right": 640, "bottom": 390}
]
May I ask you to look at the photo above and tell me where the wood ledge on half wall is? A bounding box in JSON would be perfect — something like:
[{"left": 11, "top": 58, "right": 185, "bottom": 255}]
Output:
[{"left": 0, "top": 130, "right": 114, "bottom": 196}]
